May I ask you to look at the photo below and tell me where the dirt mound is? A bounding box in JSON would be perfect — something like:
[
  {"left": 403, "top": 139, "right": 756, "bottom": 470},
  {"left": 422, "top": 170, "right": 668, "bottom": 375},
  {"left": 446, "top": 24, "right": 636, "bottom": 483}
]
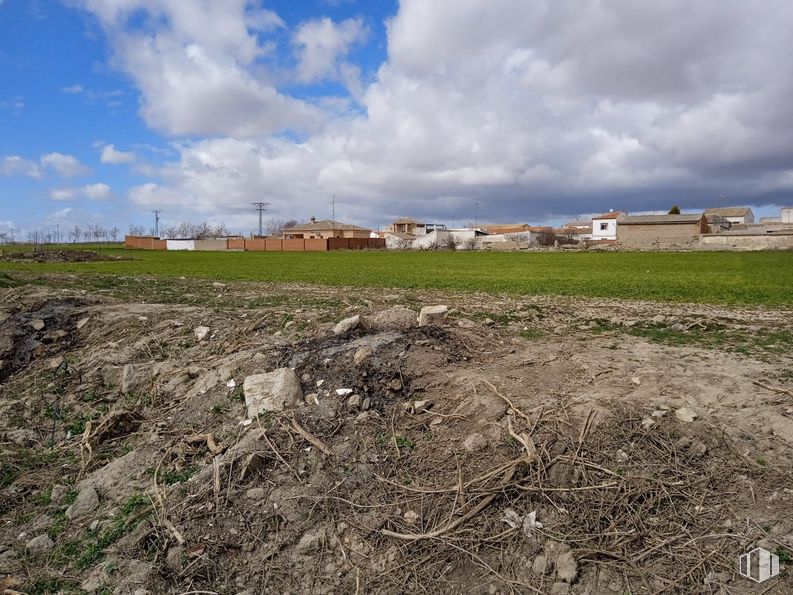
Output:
[
  {"left": 0, "top": 282, "right": 791, "bottom": 594},
  {"left": 0, "top": 249, "right": 123, "bottom": 263}
]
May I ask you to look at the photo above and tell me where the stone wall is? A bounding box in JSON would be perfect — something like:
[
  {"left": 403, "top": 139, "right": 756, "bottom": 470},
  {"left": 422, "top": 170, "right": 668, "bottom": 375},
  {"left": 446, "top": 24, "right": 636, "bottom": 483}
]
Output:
[{"left": 699, "top": 234, "right": 793, "bottom": 251}]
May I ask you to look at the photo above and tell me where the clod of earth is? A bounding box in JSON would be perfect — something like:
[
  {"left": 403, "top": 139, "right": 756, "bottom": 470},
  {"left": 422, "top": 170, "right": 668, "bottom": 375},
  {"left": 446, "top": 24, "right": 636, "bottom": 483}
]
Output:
[{"left": 193, "top": 326, "right": 210, "bottom": 341}]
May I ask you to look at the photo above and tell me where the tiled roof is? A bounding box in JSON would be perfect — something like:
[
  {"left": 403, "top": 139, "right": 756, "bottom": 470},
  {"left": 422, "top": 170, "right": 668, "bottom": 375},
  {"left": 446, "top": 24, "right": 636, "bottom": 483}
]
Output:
[
  {"left": 287, "top": 219, "right": 371, "bottom": 232},
  {"left": 621, "top": 214, "right": 704, "bottom": 225},
  {"left": 703, "top": 207, "right": 753, "bottom": 217}
]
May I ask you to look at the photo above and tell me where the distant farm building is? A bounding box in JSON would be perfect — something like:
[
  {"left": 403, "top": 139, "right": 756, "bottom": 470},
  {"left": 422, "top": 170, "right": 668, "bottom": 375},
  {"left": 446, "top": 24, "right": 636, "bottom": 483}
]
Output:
[
  {"left": 591, "top": 211, "right": 626, "bottom": 241},
  {"left": 617, "top": 214, "right": 709, "bottom": 249},
  {"left": 704, "top": 207, "right": 754, "bottom": 225},
  {"left": 283, "top": 217, "right": 372, "bottom": 239}
]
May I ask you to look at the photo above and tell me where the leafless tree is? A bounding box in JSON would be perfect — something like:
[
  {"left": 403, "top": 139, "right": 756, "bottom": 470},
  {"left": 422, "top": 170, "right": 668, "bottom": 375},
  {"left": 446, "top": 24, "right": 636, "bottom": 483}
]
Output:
[
  {"left": 110, "top": 227, "right": 120, "bottom": 242},
  {"left": 128, "top": 224, "right": 146, "bottom": 236}
]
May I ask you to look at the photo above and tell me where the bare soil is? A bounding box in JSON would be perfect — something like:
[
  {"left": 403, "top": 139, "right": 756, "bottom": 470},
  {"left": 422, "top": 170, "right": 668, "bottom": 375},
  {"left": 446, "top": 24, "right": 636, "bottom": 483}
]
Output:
[{"left": 1, "top": 276, "right": 792, "bottom": 594}]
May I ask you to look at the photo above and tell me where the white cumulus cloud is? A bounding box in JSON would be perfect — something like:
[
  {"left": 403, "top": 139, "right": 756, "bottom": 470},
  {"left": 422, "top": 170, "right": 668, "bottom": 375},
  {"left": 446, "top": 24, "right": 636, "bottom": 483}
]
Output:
[
  {"left": 75, "top": 0, "right": 793, "bottom": 228},
  {"left": 101, "top": 144, "right": 136, "bottom": 164},
  {"left": 40, "top": 152, "right": 91, "bottom": 177},
  {"left": 51, "top": 183, "right": 112, "bottom": 201}
]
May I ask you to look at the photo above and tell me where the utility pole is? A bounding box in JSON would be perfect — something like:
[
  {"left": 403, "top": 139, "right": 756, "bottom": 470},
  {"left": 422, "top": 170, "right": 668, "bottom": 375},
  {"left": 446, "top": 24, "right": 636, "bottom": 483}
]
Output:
[
  {"left": 252, "top": 202, "right": 269, "bottom": 236},
  {"left": 152, "top": 210, "right": 162, "bottom": 237},
  {"left": 56, "top": 223, "right": 60, "bottom": 244},
  {"left": 475, "top": 200, "right": 479, "bottom": 227},
  {"left": 331, "top": 195, "right": 337, "bottom": 236}
]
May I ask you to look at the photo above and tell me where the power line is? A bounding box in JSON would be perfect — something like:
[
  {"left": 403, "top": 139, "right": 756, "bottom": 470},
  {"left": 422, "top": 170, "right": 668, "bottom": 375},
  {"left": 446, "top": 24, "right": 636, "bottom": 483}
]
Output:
[{"left": 252, "top": 202, "right": 269, "bottom": 236}]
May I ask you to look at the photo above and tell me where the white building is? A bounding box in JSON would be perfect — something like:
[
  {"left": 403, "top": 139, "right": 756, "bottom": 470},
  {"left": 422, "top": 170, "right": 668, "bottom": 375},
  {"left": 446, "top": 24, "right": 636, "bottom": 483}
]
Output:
[{"left": 591, "top": 211, "right": 625, "bottom": 241}]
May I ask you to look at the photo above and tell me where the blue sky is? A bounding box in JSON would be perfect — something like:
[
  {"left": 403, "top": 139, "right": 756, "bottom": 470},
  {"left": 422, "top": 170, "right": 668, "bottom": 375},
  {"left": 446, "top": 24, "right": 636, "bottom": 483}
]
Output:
[{"left": 2, "top": 0, "right": 792, "bottom": 239}]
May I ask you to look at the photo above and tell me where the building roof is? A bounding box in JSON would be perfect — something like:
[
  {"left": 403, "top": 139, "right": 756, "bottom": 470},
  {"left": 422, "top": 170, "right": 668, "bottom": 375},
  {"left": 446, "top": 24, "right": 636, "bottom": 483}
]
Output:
[
  {"left": 592, "top": 211, "right": 626, "bottom": 220},
  {"left": 391, "top": 217, "right": 424, "bottom": 225},
  {"left": 481, "top": 223, "right": 531, "bottom": 234},
  {"left": 564, "top": 220, "right": 591, "bottom": 228},
  {"left": 286, "top": 219, "right": 371, "bottom": 232},
  {"left": 621, "top": 214, "right": 704, "bottom": 225},
  {"left": 384, "top": 231, "right": 417, "bottom": 240},
  {"left": 703, "top": 207, "right": 753, "bottom": 217}
]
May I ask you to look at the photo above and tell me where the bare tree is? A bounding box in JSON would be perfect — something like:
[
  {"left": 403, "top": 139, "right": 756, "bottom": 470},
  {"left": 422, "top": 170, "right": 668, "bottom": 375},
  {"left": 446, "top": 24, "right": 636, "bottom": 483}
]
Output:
[
  {"left": 163, "top": 226, "right": 179, "bottom": 239},
  {"left": 128, "top": 224, "right": 146, "bottom": 236},
  {"left": 110, "top": 227, "right": 119, "bottom": 242}
]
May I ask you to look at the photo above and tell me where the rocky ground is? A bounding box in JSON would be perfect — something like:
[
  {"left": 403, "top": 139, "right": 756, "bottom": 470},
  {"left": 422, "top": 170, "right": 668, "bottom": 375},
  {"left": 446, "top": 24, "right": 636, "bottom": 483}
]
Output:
[{"left": 1, "top": 274, "right": 792, "bottom": 594}]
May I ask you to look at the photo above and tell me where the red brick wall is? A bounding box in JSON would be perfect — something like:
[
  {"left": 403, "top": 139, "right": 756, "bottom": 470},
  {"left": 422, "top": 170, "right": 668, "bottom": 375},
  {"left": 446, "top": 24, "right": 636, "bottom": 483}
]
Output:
[
  {"left": 282, "top": 239, "right": 305, "bottom": 251},
  {"left": 304, "top": 238, "right": 328, "bottom": 251},
  {"left": 264, "top": 239, "right": 283, "bottom": 251}
]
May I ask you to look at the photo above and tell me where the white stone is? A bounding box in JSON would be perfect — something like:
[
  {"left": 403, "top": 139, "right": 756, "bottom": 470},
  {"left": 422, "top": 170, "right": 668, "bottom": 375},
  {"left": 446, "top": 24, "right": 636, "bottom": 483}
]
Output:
[
  {"left": 333, "top": 315, "right": 360, "bottom": 335},
  {"left": 194, "top": 326, "right": 210, "bottom": 341},
  {"left": 336, "top": 388, "right": 353, "bottom": 397},
  {"left": 675, "top": 407, "right": 698, "bottom": 423},
  {"left": 30, "top": 319, "right": 45, "bottom": 331},
  {"left": 212, "top": 282, "right": 227, "bottom": 289},
  {"left": 243, "top": 369, "right": 303, "bottom": 417},
  {"left": 418, "top": 305, "right": 448, "bottom": 327}
]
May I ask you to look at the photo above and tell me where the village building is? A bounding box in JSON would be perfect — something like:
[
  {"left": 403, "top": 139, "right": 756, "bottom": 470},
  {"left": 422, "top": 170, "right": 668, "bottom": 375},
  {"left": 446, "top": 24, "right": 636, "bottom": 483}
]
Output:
[
  {"left": 561, "top": 220, "right": 593, "bottom": 241},
  {"left": 282, "top": 217, "right": 372, "bottom": 239},
  {"left": 591, "top": 211, "right": 626, "bottom": 241},
  {"left": 479, "top": 223, "right": 533, "bottom": 235},
  {"left": 704, "top": 207, "right": 754, "bottom": 225},
  {"left": 617, "top": 213, "right": 709, "bottom": 249},
  {"left": 387, "top": 218, "right": 447, "bottom": 235}
]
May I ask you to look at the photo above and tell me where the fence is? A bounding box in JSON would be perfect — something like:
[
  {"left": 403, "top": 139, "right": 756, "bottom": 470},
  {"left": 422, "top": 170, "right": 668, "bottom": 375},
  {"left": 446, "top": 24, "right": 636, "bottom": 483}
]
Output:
[{"left": 125, "top": 236, "right": 385, "bottom": 252}]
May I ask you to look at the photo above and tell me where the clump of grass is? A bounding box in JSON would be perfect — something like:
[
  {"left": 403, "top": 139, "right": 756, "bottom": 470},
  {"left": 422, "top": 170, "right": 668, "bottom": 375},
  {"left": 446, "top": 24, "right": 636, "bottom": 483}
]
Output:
[
  {"left": 59, "top": 492, "right": 153, "bottom": 570},
  {"left": 519, "top": 329, "right": 545, "bottom": 340}
]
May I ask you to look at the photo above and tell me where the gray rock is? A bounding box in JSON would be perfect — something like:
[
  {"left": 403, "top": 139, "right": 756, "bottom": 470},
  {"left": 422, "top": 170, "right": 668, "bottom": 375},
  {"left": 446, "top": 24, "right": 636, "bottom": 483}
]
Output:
[
  {"left": 532, "top": 554, "right": 548, "bottom": 575},
  {"left": 353, "top": 346, "right": 373, "bottom": 365},
  {"left": 66, "top": 485, "right": 99, "bottom": 520},
  {"left": 25, "top": 534, "right": 54, "bottom": 555},
  {"left": 671, "top": 323, "right": 687, "bottom": 331},
  {"left": 463, "top": 433, "right": 487, "bottom": 452},
  {"left": 243, "top": 368, "right": 303, "bottom": 417},
  {"left": 333, "top": 315, "right": 360, "bottom": 335},
  {"left": 194, "top": 326, "right": 210, "bottom": 341},
  {"left": 50, "top": 484, "right": 68, "bottom": 504},
  {"left": 347, "top": 394, "right": 362, "bottom": 409},
  {"left": 166, "top": 546, "right": 185, "bottom": 572},
  {"left": 369, "top": 306, "right": 418, "bottom": 330},
  {"left": 550, "top": 582, "right": 570, "bottom": 595},
  {"left": 418, "top": 305, "right": 448, "bottom": 327},
  {"left": 212, "top": 282, "right": 227, "bottom": 289},
  {"left": 30, "top": 319, "right": 45, "bottom": 331},
  {"left": 246, "top": 487, "right": 266, "bottom": 500}
]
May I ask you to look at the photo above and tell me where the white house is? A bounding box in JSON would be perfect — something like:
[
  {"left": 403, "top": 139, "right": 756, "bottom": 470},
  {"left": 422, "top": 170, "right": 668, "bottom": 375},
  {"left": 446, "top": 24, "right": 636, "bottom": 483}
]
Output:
[
  {"left": 591, "top": 211, "right": 626, "bottom": 241},
  {"left": 783, "top": 207, "right": 793, "bottom": 224}
]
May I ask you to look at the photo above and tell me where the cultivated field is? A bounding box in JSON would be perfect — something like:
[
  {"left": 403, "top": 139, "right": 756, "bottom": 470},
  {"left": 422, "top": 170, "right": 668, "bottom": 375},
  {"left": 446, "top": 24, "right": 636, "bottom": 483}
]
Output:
[
  {"left": 2, "top": 246, "right": 793, "bottom": 305},
  {"left": 1, "top": 249, "right": 792, "bottom": 593}
]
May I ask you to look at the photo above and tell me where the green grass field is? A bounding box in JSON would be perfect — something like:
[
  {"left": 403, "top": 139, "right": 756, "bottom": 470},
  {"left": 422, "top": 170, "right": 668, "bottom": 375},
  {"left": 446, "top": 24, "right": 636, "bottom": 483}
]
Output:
[{"left": 1, "top": 246, "right": 793, "bottom": 306}]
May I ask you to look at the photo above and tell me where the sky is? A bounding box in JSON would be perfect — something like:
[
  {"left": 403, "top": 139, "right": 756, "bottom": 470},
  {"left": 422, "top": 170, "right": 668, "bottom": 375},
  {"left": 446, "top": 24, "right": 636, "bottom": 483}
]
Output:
[{"left": 2, "top": 0, "right": 793, "bottom": 239}]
